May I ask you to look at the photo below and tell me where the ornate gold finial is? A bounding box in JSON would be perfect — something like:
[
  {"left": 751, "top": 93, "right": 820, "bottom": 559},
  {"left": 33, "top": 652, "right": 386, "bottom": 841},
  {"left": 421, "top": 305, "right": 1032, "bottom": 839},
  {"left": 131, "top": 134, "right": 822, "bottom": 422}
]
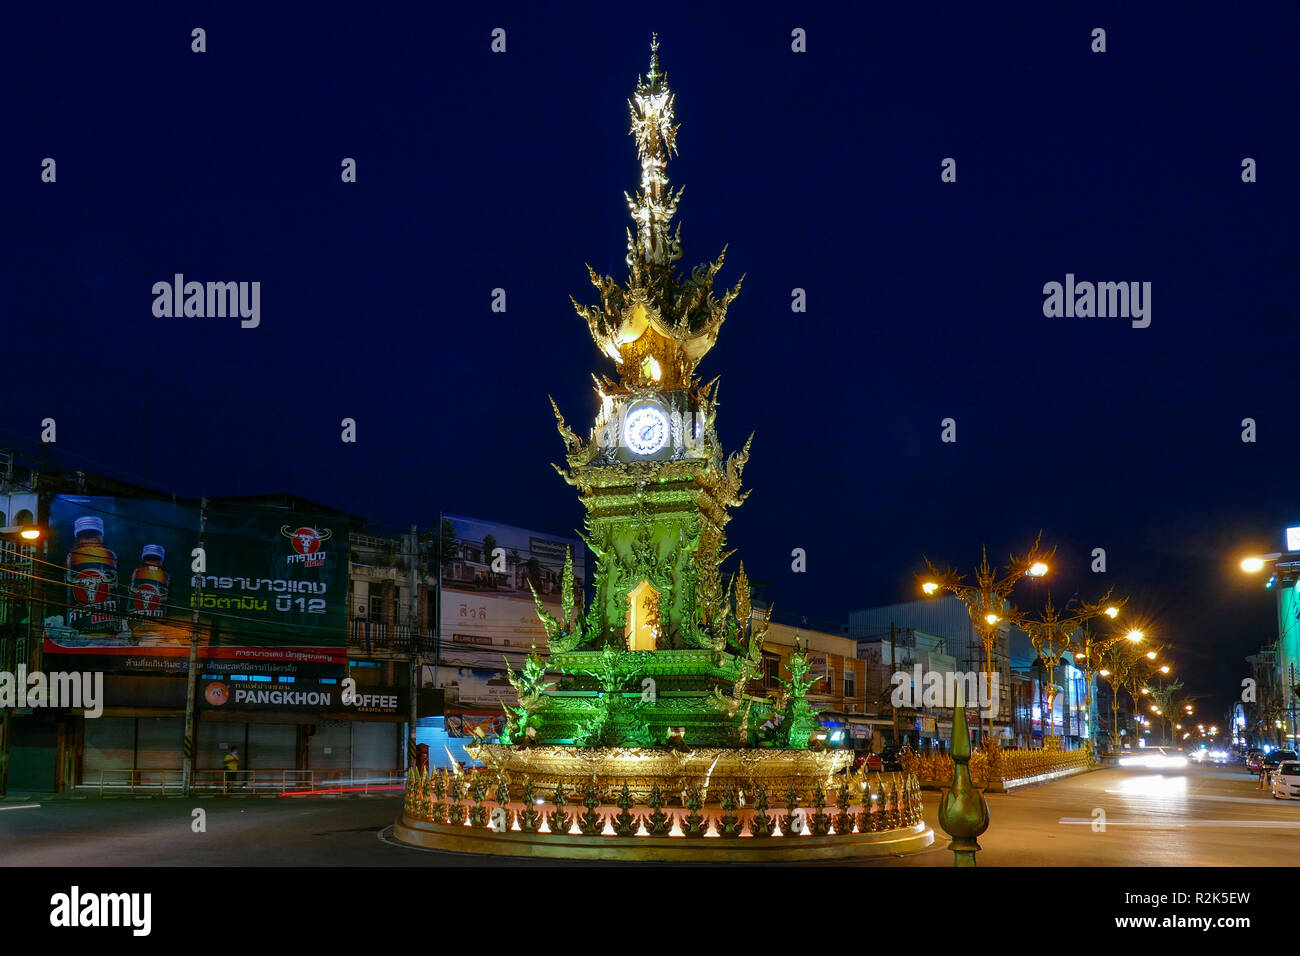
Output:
[{"left": 571, "top": 38, "right": 744, "bottom": 389}]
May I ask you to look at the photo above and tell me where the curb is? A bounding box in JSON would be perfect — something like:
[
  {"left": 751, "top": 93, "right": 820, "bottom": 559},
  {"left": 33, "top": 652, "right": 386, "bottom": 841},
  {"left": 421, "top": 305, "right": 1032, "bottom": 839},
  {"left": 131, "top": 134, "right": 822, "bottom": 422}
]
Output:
[{"left": 916, "top": 764, "right": 1098, "bottom": 793}]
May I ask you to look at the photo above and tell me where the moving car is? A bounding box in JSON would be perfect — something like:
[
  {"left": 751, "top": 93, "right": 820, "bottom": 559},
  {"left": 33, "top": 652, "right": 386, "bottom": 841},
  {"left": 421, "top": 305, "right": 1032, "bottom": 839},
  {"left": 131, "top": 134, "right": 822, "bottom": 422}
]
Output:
[
  {"left": 1245, "top": 750, "right": 1266, "bottom": 774},
  {"left": 1271, "top": 761, "right": 1300, "bottom": 800},
  {"left": 1117, "top": 746, "right": 1188, "bottom": 769}
]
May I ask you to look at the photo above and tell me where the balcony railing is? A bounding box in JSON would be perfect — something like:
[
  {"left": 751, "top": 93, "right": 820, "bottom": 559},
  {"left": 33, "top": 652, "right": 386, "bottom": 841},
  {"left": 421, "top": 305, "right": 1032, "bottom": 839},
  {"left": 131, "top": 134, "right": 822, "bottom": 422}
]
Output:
[{"left": 348, "top": 619, "right": 434, "bottom": 655}]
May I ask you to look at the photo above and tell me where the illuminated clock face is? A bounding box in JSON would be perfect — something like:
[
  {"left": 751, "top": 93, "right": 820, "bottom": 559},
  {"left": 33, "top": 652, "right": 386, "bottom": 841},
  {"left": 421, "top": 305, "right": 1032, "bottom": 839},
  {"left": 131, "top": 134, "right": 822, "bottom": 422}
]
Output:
[{"left": 623, "top": 405, "right": 669, "bottom": 456}]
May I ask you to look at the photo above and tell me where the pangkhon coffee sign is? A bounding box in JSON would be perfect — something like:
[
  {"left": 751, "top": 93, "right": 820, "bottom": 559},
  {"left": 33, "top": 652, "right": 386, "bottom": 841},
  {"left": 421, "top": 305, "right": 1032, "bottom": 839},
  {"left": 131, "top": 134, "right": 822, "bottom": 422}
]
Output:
[{"left": 201, "top": 680, "right": 404, "bottom": 715}]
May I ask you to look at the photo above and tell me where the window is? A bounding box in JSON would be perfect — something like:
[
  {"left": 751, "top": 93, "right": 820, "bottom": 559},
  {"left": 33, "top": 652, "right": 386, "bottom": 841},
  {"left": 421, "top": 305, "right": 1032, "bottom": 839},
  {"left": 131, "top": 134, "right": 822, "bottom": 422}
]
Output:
[{"left": 843, "top": 669, "right": 856, "bottom": 699}]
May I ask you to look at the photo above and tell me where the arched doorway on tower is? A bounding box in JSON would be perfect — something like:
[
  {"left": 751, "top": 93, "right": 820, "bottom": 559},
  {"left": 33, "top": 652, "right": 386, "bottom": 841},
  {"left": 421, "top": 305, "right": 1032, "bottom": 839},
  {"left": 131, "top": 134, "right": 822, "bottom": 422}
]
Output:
[{"left": 625, "top": 579, "right": 661, "bottom": 651}]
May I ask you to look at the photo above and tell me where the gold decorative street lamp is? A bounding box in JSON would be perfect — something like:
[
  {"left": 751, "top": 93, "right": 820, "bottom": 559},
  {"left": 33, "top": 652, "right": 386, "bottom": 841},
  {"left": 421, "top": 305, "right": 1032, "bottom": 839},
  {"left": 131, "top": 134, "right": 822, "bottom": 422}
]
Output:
[
  {"left": 1071, "top": 608, "right": 1142, "bottom": 753},
  {"left": 1020, "top": 591, "right": 1119, "bottom": 751},
  {"left": 921, "top": 535, "right": 1053, "bottom": 744},
  {"left": 1146, "top": 676, "right": 1182, "bottom": 747}
]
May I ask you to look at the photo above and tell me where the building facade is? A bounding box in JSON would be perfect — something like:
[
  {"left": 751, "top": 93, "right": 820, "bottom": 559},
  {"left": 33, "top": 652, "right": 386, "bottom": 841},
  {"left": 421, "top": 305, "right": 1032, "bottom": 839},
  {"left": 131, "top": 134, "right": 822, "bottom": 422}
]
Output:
[{"left": 849, "top": 596, "right": 1014, "bottom": 744}]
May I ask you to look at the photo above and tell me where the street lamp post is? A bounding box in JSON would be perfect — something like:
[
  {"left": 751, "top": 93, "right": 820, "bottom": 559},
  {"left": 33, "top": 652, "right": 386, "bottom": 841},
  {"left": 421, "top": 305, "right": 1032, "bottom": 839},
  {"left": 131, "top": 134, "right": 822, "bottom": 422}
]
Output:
[
  {"left": 1146, "top": 675, "right": 1182, "bottom": 747},
  {"left": 921, "top": 536, "right": 1052, "bottom": 746},
  {"left": 1240, "top": 547, "right": 1300, "bottom": 746},
  {"left": 1121, "top": 650, "right": 1164, "bottom": 747},
  {"left": 0, "top": 524, "right": 44, "bottom": 797},
  {"left": 1020, "top": 592, "right": 1118, "bottom": 752},
  {"left": 1072, "top": 610, "right": 1142, "bottom": 754}
]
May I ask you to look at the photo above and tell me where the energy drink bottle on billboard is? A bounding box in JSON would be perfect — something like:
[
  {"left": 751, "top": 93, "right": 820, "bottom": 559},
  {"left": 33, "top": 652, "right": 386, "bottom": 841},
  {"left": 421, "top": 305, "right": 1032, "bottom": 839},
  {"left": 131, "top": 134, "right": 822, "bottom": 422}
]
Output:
[
  {"left": 65, "top": 514, "right": 120, "bottom": 633},
  {"left": 128, "top": 544, "right": 169, "bottom": 619}
]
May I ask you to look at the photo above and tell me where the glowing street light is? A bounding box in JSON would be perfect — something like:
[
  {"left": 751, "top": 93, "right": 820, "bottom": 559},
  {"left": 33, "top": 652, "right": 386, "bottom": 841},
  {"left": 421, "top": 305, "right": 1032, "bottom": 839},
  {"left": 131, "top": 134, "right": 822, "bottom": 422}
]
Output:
[
  {"left": 1126, "top": 630, "right": 1144, "bottom": 642},
  {"left": 919, "top": 534, "right": 1055, "bottom": 743},
  {"left": 1241, "top": 557, "right": 1267, "bottom": 573},
  {"left": 1105, "top": 606, "right": 1120, "bottom": 619}
]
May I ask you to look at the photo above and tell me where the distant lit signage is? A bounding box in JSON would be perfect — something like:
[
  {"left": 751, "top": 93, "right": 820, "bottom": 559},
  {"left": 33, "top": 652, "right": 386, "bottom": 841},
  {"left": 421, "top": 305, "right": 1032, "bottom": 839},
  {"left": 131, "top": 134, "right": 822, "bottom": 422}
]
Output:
[{"left": 1287, "top": 527, "right": 1300, "bottom": 552}]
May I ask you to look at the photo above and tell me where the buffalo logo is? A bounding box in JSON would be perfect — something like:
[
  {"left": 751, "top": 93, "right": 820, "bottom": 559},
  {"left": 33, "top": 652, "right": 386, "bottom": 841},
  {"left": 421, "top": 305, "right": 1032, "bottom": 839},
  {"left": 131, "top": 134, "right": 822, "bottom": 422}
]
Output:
[
  {"left": 204, "top": 682, "right": 230, "bottom": 706},
  {"left": 281, "top": 525, "right": 332, "bottom": 567},
  {"left": 130, "top": 583, "right": 163, "bottom": 614},
  {"left": 72, "top": 570, "right": 112, "bottom": 606}
]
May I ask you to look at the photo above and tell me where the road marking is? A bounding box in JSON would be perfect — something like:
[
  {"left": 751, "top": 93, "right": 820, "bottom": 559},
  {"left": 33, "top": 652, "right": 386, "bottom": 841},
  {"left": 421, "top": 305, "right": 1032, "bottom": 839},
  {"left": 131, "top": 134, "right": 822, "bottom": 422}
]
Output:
[
  {"left": 0, "top": 804, "right": 41, "bottom": 811},
  {"left": 1059, "top": 817, "right": 1300, "bottom": 828},
  {"left": 1103, "top": 789, "right": 1299, "bottom": 806}
]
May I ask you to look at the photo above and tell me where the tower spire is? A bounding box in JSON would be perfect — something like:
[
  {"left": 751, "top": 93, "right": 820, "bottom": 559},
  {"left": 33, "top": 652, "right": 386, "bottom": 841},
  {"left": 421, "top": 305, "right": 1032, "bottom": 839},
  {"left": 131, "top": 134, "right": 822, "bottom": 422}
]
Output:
[
  {"left": 627, "top": 34, "right": 681, "bottom": 269},
  {"left": 571, "top": 37, "right": 744, "bottom": 388}
]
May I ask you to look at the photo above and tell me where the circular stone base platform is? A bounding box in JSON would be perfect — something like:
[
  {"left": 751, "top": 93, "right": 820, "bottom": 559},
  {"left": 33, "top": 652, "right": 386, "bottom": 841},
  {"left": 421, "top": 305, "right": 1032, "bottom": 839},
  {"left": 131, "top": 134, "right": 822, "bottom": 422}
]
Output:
[{"left": 393, "top": 813, "right": 934, "bottom": 862}]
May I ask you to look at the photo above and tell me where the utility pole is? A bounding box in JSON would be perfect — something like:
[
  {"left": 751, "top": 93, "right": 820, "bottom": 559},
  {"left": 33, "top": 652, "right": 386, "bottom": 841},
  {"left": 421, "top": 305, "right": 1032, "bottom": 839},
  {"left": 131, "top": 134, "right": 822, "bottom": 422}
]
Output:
[
  {"left": 889, "top": 621, "right": 899, "bottom": 747},
  {"left": 0, "top": 540, "right": 28, "bottom": 796},
  {"left": 433, "top": 514, "right": 444, "bottom": 694},
  {"left": 182, "top": 498, "right": 207, "bottom": 797},
  {"left": 406, "top": 525, "right": 420, "bottom": 769}
]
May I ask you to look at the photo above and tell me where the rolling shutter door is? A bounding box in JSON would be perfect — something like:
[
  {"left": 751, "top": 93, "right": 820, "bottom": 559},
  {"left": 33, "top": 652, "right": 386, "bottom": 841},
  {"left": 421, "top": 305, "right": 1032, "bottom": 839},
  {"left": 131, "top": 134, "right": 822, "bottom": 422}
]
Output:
[
  {"left": 83, "top": 716, "right": 135, "bottom": 779},
  {"left": 246, "top": 723, "right": 296, "bottom": 769}
]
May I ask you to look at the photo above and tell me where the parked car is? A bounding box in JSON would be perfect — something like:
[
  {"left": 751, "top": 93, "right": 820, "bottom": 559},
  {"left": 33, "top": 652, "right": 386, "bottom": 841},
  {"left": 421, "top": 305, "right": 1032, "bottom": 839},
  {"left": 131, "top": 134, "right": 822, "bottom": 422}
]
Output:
[
  {"left": 856, "top": 752, "right": 881, "bottom": 772},
  {"left": 1271, "top": 761, "right": 1300, "bottom": 800},
  {"left": 1260, "top": 750, "right": 1298, "bottom": 774},
  {"left": 878, "top": 746, "right": 905, "bottom": 772}
]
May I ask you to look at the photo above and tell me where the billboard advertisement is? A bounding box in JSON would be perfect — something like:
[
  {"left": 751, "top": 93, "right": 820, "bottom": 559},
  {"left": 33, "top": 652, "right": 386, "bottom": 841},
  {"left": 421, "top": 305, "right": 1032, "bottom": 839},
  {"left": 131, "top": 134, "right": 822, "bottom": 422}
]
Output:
[
  {"left": 42, "top": 496, "right": 349, "bottom": 677},
  {"left": 438, "top": 513, "right": 584, "bottom": 603},
  {"left": 433, "top": 665, "right": 518, "bottom": 708},
  {"left": 440, "top": 592, "right": 558, "bottom": 665},
  {"left": 436, "top": 514, "right": 584, "bottom": 664},
  {"left": 426, "top": 515, "right": 585, "bottom": 735}
]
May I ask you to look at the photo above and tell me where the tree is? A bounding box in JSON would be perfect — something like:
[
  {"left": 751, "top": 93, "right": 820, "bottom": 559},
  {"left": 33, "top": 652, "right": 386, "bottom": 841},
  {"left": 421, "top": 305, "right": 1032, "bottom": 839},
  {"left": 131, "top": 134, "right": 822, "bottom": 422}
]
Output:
[
  {"left": 439, "top": 517, "right": 457, "bottom": 566},
  {"left": 482, "top": 533, "right": 499, "bottom": 587}
]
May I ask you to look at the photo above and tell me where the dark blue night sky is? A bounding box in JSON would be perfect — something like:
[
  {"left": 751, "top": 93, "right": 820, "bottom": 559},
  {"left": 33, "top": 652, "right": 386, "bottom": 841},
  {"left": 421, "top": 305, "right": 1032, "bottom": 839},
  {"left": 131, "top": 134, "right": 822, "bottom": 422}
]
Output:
[{"left": 4, "top": 3, "right": 1297, "bottom": 714}]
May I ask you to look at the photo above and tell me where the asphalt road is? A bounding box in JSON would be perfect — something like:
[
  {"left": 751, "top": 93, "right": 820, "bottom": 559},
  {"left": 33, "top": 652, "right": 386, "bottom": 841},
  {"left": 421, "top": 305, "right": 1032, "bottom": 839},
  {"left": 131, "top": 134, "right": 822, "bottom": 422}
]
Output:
[
  {"left": 893, "top": 759, "right": 1300, "bottom": 867},
  {"left": 0, "top": 761, "right": 1294, "bottom": 866}
]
